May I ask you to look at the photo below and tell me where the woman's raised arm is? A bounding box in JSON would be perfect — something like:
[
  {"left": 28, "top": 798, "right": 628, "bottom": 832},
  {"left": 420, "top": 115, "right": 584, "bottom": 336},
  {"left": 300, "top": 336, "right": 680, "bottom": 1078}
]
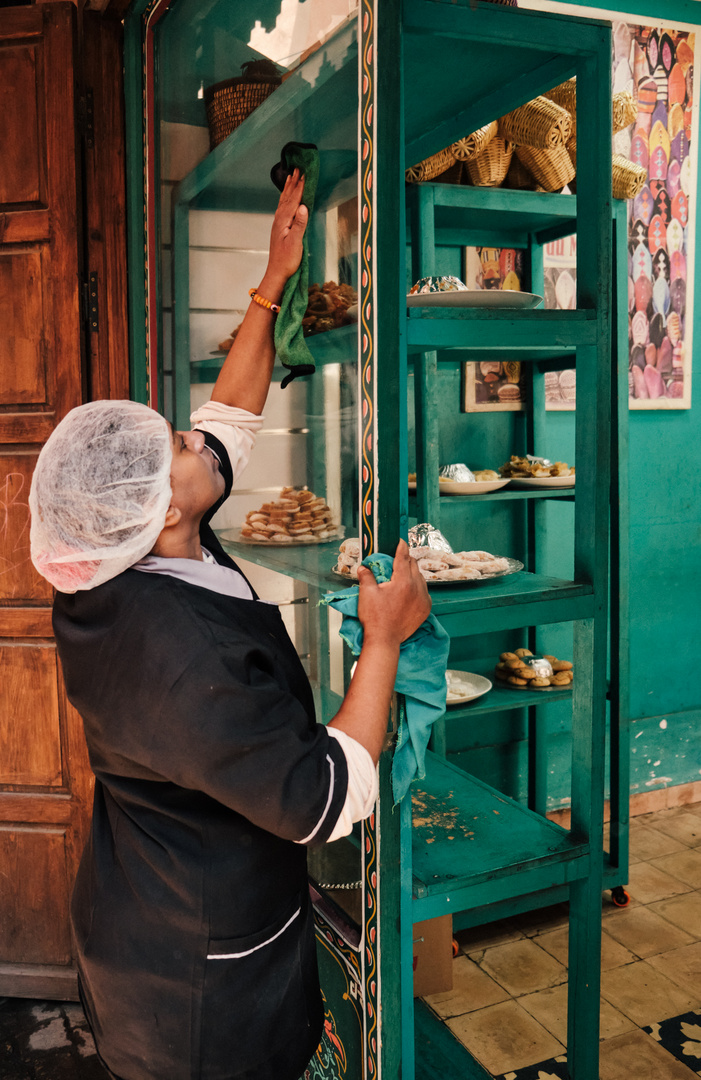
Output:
[{"left": 211, "top": 169, "right": 307, "bottom": 414}]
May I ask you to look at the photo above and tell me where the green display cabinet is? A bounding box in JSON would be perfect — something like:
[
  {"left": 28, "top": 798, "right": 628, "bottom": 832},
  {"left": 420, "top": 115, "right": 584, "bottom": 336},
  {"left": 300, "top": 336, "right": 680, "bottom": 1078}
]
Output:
[{"left": 125, "top": 1, "right": 626, "bottom": 1077}]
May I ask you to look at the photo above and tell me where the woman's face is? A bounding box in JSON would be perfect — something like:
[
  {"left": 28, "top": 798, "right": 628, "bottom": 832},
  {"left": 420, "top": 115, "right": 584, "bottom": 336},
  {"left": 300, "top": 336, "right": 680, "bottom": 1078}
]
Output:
[{"left": 168, "top": 428, "right": 225, "bottom": 521}]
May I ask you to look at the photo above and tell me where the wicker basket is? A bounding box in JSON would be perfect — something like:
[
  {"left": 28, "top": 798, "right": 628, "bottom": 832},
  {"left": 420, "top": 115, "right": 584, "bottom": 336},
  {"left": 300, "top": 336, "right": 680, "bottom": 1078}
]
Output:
[
  {"left": 498, "top": 96, "right": 572, "bottom": 149},
  {"left": 514, "top": 142, "right": 575, "bottom": 192},
  {"left": 543, "top": 79, "right": 577, "bottom": 127},
  {"left": 451, "top": 122, "right": 498, "bottom": 162},
  {"left": 566, "top": 134, "right": 576, "bottom": 170},
  {"left": 205, "top": 60, "right": 281, "bottom": 150},
  {"left": 405, "top": 146, "right": 457, "bottom": 183},
  {"left": 505, "top": 154, "right": 537, "bottom": 190},
  {"left": 612, "top": 155, "right": 647, "bottom": 199},
  {"left": 466, "top": 137, "right": 514, "bottom": 187},
  {"left": 612, "top": 90, "right": 638, "bottom": 133}
]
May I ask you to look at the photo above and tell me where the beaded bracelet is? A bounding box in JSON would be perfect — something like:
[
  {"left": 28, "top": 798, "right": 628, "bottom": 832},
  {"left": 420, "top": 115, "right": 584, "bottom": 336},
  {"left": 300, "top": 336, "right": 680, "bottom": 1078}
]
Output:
[{"left": 249, "top": 287, "right": 281, "bottom": 314}]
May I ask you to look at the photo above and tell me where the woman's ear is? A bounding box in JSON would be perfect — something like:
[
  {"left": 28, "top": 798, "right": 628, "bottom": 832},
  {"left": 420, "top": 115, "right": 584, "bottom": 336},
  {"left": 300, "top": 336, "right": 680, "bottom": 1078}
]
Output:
[{"left": 162, "top": 504, "right": 182, "bottom": 529}]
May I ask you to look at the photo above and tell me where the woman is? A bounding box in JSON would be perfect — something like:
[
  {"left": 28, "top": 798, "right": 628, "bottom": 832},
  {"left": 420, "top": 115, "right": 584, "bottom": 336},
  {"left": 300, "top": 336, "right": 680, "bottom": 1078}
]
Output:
[{"left": 29, "top": 171, "right": 430, "bottom": 1080}]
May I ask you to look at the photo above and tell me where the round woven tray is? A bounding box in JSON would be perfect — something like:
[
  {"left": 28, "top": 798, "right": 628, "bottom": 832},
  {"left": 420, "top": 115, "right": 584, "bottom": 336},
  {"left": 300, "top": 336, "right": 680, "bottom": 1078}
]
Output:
[
  {"left": 514, "top": 142, "right": 575, "bottom": 192},
  {"left": 466, "top": 137, "right": 513, "bottom": 186},
  {"left": 498, "top": 96, "right": 571, "bottom": 149},
  {"left": 612, "top": 154, "right": 647, "bottom": 199}
]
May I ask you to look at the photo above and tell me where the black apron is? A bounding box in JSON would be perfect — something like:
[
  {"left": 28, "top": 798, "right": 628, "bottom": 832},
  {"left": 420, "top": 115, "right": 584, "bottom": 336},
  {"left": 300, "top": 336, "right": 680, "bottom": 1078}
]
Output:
[{"left": 53, "top": 553, "right": 348, "bottom": 1080}]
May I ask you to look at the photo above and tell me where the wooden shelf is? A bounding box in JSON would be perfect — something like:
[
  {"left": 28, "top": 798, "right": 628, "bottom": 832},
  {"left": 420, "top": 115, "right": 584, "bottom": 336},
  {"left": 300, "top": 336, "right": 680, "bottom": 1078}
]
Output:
[
  {"left": 406, "top": 308, "right": 597, "bottom": 354},
  {"left": 408, "top": 184, "right": 577, "bottom": 249},
  {"left": 411, "top": 752, "right": 590, "bottom": 921},
  {"left": 444, "top": 657, "right": 574, "bottom": 718},
  {"left": 409, "top": 489, "right": 575, "bottom": 507},
  {"left": 402, "top": 0, "right": 607, "bottom": 166}
]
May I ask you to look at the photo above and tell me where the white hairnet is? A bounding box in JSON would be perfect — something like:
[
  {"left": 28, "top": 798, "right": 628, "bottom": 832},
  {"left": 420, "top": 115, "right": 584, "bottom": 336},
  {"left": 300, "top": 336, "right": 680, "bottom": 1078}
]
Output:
[{"left": 29, "top": 400, "right": 173, "bottom": 593}]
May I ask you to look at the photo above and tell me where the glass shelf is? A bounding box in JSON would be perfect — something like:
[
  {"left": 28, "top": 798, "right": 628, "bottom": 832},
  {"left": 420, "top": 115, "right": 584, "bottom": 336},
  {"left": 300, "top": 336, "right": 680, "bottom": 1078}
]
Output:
[
  {"left": 216, "top": 530, "right": 594, "bottom": 630},
  {"left": 173, "top": 19, "right": 358, "bottom": 215}
]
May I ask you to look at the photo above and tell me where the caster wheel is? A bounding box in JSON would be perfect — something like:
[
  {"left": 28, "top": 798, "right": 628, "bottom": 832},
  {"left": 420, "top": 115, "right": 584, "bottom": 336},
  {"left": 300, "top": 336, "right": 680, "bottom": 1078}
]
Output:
[
  {"left": 452, "top": 938, "right": 460, "bottom": 958},
  {"left": 611, "top": 885, "right": 631, "bottom": 907}
]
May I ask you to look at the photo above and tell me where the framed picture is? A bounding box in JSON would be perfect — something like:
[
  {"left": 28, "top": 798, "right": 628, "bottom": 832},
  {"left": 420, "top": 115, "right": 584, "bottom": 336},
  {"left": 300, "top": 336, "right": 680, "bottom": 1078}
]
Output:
[{"left": 461, "top": 247, "right": 529, "bottom": 411}]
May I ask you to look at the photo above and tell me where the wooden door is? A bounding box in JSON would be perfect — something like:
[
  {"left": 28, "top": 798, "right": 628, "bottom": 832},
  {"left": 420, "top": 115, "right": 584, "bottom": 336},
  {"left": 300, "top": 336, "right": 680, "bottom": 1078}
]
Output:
[{"left": 0, "top": 2, "right": 93, "bottom": 1001}]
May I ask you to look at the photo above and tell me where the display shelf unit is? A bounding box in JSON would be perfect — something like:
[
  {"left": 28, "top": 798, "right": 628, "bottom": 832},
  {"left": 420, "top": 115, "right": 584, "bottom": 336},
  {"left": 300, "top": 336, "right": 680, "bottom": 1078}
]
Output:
[
  {"left": 160, "top": 2, "right": 625, "bottom": 1077},
  {"left": 405, "top": 176, "right": 630, "bottom": 903}
]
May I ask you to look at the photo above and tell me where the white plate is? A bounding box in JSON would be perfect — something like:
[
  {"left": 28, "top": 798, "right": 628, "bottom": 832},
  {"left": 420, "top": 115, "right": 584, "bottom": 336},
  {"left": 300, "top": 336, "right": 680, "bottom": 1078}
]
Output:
[
  {"left": 425, "top": 557, "right": 523, "bottom": 585},
  {"left": 439, "top": 478, "right": 511, "bottom": 495},
  {"left": 446, "top": 671, "right": 492, "bottom": 706},
  {"left": 496, "top": 673, "right": 573, "bottom": 692},
  {"left": 507, "top": 475, "right": 575, "bottom": 489},
  {"left": 223, "top": 527, "right": 344, "bottom": 547},
  {"left": 408, "top": 479, "right": 509, "bottom": 494},
  {"left": 407, "top": 290, "right": 543, "bottom": 309},
  {"left": 330, "top": 557, "right": 523, "bottom": 586}
]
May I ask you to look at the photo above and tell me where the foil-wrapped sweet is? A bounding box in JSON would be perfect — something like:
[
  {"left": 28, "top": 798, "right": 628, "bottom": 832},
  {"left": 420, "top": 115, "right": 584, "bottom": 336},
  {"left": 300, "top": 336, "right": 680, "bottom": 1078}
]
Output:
[
  {"left": 439, "top": 463, "right": 476, "bottom": 482},
  {"left": 524, "top": 655, "right": 554, "bottom": 678},
  {"left": 409, "top": 275, "right": 468, "bottom": 295},
  {"left": 408, "top": 523, "right": 453, "bottom": 553}
]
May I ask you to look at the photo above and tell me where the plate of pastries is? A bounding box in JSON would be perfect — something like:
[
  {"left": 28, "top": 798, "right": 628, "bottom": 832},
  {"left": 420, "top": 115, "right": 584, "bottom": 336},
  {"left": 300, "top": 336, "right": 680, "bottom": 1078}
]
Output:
[
  {"left": 494, "top": 648, "right": 574, "bottom": 690},
  {"left": 499, "top": 455, "right": 575, "bottom": 488},
  {"left": 234, "top": 487, "right": 342, "bottom": 544},
  {"left": 333, "top": 538, "right": 522, "bottom": 584}
]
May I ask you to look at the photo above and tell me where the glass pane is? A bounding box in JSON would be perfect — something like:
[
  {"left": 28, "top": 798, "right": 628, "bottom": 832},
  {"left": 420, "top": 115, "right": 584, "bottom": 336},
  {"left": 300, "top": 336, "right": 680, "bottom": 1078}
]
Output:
[{"left": 153, "top": 0, "right": 361, "bottom": 752}]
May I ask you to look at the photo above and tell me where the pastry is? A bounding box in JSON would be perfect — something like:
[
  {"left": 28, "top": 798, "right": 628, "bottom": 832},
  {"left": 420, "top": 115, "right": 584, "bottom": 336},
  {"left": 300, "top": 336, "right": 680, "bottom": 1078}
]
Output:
[{"left": 241, "top": 487, "right": 339, "bottom": 543}]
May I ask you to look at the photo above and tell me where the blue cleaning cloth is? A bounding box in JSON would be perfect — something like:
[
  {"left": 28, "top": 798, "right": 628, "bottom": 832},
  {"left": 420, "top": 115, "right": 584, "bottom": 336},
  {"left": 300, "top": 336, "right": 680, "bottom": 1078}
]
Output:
[{"left": 320, "top": 552, "right": 450, "bottom": 804}]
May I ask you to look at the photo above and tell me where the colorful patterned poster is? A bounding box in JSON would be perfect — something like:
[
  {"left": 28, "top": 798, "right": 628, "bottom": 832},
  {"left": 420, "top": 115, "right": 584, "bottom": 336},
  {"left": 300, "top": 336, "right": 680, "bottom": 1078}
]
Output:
[{"left": 618, "top": 23, "right": 695, "bottom": 408}]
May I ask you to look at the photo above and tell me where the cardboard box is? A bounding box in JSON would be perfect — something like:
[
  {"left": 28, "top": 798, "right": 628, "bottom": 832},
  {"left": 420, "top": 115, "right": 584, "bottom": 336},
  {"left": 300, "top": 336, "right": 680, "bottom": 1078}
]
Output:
[{"left": 412, "top": 914, "right": 453, "bottom": 997}]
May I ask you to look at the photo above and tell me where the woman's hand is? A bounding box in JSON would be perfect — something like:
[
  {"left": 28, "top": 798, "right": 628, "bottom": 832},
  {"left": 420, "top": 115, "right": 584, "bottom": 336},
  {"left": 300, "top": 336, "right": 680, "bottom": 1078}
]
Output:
[
  {"left": 260, "top": 169, "right": 308, "bottom": 296},
  {"left": 356, "top": 540, "right": 432, "bottom": 648}
]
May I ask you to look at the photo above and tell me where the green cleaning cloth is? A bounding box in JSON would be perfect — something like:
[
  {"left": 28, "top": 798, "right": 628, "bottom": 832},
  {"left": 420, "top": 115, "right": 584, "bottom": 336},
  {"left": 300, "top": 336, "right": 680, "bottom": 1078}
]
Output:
[
  {"left": 270, "top": 142, "right": 320, "bottom": 388},
  {"left": 319, "top": 552, "right": 450, "bottom": 805}
]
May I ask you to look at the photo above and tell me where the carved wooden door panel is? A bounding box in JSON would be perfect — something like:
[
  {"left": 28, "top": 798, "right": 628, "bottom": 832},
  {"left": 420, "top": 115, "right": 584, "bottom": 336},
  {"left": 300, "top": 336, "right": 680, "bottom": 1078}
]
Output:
[{"left": 0, "top": 2, "right": 93, "bottom": 1000}]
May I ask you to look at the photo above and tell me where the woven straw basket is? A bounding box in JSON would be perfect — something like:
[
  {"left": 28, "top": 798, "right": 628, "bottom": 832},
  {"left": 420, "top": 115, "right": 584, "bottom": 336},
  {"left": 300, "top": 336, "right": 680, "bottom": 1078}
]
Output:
[
  {"left": 543, "top": 79, "right": 577, "bottom": 131},
  {"left": 405, "top": 146, "right": 457, "bottom": 183},
  {"left": 499, "top": 96, "right": 571, "bottom": 149},
  {"left": 566, "top": 135, "right": 577, "bottom": 170},
  {"left": 515, "top": 142, "right": 575, "bottom": 192},
  {"left": 451, "top": 122, "right": 498, "bottom": 162},
  {"left": 466, "top": 137, "right": 514, "bottom": 186},
  {"left": 505, "top": 154, "right": 537, "bottom": 190},
  {"left": 612, "top": 154, "right": 647, "bottom": 199},
  {"left": 205, "top": 60, "right": 281, "bottom": 150},
  {"left": 612, "top": 90, "right": 638, "bottom": 133}
]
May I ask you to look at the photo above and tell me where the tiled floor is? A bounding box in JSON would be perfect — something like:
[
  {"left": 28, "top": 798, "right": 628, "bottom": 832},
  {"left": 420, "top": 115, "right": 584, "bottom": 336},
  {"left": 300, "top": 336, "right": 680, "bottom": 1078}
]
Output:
[
  {"left": 1, "top": 801, "right": 700, "bottom": 1079},
  {"left": 424, "top": 799, "right": 701, "bottom": 1078}
]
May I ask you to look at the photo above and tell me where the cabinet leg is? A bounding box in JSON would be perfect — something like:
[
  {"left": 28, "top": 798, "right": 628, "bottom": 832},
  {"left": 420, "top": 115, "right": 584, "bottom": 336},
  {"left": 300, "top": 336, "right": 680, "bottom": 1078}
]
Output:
[{"left": 567, "top": 874, "right": 603, "bottom": 1077}]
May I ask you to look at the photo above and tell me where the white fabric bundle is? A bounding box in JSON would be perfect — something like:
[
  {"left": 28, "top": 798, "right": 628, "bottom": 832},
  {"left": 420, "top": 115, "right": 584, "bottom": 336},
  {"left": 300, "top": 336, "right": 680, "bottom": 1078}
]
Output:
[{"left": 30, "top": 400, "right": 173, "bottom": 593}]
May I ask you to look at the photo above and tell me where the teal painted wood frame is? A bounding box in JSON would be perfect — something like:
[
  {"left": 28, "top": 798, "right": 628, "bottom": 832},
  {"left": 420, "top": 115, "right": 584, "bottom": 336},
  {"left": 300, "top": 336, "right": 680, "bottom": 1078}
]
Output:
[
  {"left": 399, "top": 4, "right": 613, "bottom": 1077},
  {"left": 364, "top": 3, "right": 408, "bottom": 1077}
]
